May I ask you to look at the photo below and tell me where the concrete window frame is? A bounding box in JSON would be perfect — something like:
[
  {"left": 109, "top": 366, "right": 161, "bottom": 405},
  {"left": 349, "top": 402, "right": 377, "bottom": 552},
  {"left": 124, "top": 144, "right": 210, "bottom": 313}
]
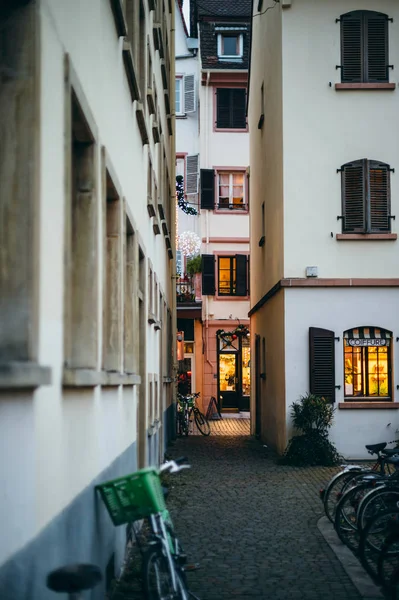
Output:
[
  {"left": 63, "top": 55, "right": 101, "bottom": 387},
  {"left": 0, "top": 3, "right": 51, "bottom": 389}
]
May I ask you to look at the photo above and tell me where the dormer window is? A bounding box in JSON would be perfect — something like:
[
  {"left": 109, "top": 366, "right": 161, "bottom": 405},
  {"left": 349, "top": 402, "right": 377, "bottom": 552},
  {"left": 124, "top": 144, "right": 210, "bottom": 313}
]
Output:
[{"left": 217, "top": 33, "right": 243, "bottom": 59}]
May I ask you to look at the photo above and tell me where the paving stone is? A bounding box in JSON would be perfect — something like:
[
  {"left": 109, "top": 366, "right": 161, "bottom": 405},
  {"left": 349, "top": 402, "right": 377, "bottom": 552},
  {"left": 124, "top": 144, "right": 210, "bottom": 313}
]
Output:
[{"left": 113, "top": 428, "right": 378, "bottom": 599}]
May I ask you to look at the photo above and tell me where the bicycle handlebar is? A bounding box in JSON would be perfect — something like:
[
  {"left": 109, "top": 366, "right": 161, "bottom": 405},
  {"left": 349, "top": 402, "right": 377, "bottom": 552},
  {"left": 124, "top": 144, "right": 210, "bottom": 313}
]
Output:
[{"left": 160, "top": 457, "right": 191, "bottom": 474}]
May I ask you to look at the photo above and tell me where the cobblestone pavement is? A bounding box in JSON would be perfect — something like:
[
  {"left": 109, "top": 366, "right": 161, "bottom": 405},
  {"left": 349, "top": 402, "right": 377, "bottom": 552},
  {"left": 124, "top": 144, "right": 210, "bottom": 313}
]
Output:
[
  {"left": 166, "top": 435, "right": 365, "bottom": 600},
  {"left": 114, "top": 432, "right": 371, "bottom": 600},
  {"left": 192, "top": 417, "right": 250, "bottom": 436}
]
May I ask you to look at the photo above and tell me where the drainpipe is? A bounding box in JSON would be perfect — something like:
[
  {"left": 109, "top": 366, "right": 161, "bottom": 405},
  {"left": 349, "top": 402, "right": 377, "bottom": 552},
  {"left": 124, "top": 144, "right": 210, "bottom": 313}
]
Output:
[{"left": 204, "top": 71, "right": 215, "bottom": 373}]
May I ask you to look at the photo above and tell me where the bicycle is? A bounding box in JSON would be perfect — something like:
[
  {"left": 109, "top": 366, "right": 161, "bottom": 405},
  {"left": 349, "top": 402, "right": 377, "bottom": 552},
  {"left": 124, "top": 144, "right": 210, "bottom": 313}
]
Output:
[
  {"left": 321, "top": 441, "right": 399, "bottom": 523},
  {"left": 47, "top": 563, "right": 102, "bottom": 599},
  {"left": 96, "top": 457, "right": 200, "bottom": 600},
  {"left": 359, "top": 508, "right": 399, "bottom": 581},
  {"left": 334, "top": 453, "right": 399, "bottom": 554},
  {"left": 177, "top": 392, "right": 211, "bottom": 437}
]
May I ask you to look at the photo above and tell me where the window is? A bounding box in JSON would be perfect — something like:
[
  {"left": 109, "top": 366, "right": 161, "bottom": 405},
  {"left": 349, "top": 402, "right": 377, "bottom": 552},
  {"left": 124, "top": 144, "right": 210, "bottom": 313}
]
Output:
[
  {"left": 0, "top": 2, "right": 51, "bottom": 386},
  {"left": 103, "top": 171, "right": 122, "bottom": 372},
  {"left": 341, "top": 159, "right": 391, "bottom": 233},
  {"left": 344, "top": 328, "right": 392, "bottom": 399},
  {"left": 217, "top": 34, "right": 243, "bottom": 58},
  {"left": 124, "top": 216, "right": 135, "bottom": 373},
  {"left": 340, "top": 11, "right": 389, "bottom": 83},
  {"left": 218, "top": 255, "right": 248, "bottom": 297},
  {"left": 175, "top": 74, "right": 196, "bottom": 115},
  {"left": 175, "top": 77, "right": 182, "bottom": 114},
  {"left": 218, "top": 172, "right": 245, "bottom": 210},
  {"left": 216, "top": 88, "right": 246, "bottom": 129},
  {"left": 65, "top": 88, "right": 98, "bottom": 371}
]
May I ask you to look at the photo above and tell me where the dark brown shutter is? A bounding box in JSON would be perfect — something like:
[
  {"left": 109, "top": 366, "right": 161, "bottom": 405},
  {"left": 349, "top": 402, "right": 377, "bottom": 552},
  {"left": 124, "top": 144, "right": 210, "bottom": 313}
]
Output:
[
  {"left": 341, "top": 12, "right": 363, "bottom": 82},
  {"left": 247, "top": 256, "right": 250, "bottom": 295},
  {"left": 216, "top": 89, "right": 246, "bottom": 129},
  {"left": 342, "top": 160, "right": 366, "bottom": 233},
  {"left": 200, "top": 169, "right": 215, "bottom": 210},
  {"left": 309, "top": 327, "right": 336, "bottom": 403},
  {"left": 201, "top": 254, "right": 215, "bottom": 295},
  {"left": 216, "top": 89, "right": 231, "bottom": 128},
  {"left": 232, "top": 89, "right": 246, "bottom": 129},
  {"left": 366, "top": 12, "right": 388, "bottom": 82},
  {"left": 368, "top": 161, "right": 390, "bottom": 232},
  {"left": 235, "top": 255, "right": 247, "bottom": 296}
]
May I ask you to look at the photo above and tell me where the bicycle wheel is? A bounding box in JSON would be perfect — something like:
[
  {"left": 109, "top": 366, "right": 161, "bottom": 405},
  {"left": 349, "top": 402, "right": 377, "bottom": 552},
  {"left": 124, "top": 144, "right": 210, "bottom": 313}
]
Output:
[
  {"left": 359, "top": 509, "right": 399, "bottom": 581},
  {"left": 358, "top": 486, "right": 399, "bottom": 532},
  {"left": 324, "top": 468, "right": 365, "bottom": 523},
  {"left": 334, "top": 482, "right": 374, "bottom": 553},
  {"left": 378, "top": 529, "right": 399, "bottom": 589},
  {"left": 184, "top": 410, "right": 189, "bottom": 436},
  {"left": 389, "top": 565, "right": 399, "bottom": 599},
  {"left": 176, "top": 412, "right": 183, "bottom": 436},
  {"left": 194, "top": 409, "right": 210, "bottom": 436},
  {"left": 143, "top": 549, "right": 188, "bottom": 600}
]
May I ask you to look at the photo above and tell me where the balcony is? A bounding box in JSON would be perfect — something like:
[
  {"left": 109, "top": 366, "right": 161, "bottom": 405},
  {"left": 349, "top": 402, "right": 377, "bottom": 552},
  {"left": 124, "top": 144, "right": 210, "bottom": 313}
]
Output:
[{"left": 176, "top": 274, "right": 202, "bottom": 319}]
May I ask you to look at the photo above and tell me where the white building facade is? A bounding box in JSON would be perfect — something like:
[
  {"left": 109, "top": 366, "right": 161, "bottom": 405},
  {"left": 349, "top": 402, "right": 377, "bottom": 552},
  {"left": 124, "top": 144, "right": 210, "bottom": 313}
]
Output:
[
  {"left": 175, "top": 0, "right": 251, "bottom": 415},
  {"left": 0, "top": 0, "right": 175, "bottom": 596},
  {"left": 248, "top": 0, "right": 399, "bottom": 458}
]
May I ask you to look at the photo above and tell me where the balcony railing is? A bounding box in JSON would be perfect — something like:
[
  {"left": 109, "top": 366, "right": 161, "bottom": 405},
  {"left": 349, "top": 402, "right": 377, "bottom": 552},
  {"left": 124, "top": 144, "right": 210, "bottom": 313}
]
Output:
[{"left": 176, "top": 274, "right": 200, "bottom": 304}]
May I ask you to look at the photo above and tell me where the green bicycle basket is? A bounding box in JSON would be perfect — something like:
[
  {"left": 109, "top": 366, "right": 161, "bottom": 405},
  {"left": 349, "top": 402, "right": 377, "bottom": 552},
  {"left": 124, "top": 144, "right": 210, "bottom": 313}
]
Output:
[{"left": 96, "top": 467, "right": 167, "bottom": 526}]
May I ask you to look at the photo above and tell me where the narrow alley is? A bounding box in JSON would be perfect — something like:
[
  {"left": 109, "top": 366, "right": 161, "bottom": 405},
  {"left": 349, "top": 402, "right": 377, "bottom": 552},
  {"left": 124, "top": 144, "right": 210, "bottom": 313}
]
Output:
[
  {"left": 113, "top": 423, "right": 378, "bottom": 600},
  {"left": 165, "top": 430, "right": 365, "bottom": 600}
]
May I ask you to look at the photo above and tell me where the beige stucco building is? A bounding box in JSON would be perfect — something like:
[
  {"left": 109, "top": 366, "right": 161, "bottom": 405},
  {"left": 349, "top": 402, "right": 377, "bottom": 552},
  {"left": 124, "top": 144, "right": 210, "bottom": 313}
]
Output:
[
  {"left": 249, "top": 0, "right": 399, "bottom": 458},
  {"left": 175, "top": 0, "right": 252, "bottom": 416},
  {"left": 0, "top": 0, "right": 175, "bottom": 596}
]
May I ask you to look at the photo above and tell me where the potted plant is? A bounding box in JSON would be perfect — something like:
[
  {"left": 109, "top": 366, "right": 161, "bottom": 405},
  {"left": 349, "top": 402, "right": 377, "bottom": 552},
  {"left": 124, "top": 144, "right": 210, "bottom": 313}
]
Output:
[
  {"left": 185, "top": 255, "right": 202, "bottom": 302},
  {"left": 186, "top": 254, "right": 202, "bottom": 276}
]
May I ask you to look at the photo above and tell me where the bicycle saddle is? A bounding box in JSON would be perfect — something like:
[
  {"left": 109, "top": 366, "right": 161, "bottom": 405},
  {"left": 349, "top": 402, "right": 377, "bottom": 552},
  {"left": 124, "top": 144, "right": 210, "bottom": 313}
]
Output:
[
  {"left": 365, "top": 442, "right": 387, "bottom": 453},
  {"left": 47, "top": 564, "right": 102, "bottom": 593}
]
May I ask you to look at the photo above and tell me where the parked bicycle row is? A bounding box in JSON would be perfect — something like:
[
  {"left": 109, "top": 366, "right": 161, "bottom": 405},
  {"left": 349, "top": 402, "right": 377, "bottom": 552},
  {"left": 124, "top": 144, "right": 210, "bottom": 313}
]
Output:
[{"left": 320, "top": 441, "right": 399, "bottom": 598}]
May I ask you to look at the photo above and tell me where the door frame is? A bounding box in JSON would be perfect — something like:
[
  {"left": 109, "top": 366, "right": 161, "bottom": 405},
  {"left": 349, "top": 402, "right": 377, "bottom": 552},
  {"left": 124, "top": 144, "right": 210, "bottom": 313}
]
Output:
[
  {"left": 255, "top": 334, "right": 261, "bottom": 437},
  {"left": 217, "top": 333, "right": 250, "bottom": 412}
]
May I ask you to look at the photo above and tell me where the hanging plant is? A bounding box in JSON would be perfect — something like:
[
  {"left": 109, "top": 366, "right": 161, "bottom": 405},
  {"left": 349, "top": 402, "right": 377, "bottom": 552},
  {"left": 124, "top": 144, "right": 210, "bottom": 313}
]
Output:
[
  {"left": 216, "top": 324, "right": 250, "bottom": 346},
  {"left": 176, "top": 175, "right": 198, "bottom": 215}
]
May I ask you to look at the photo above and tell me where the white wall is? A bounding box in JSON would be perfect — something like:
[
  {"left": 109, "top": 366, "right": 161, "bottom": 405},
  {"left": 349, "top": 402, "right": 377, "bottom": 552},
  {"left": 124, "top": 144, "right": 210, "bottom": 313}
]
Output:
[
  {"left": 285, "top": 287, "right": 399, "bottom": 458},
  {"left": 0, "top": 0, "right": 172, "bottom": 565},
  {"left": 200, "top": 85, "right": 249, "bottom": 169},
  {"left": 282, "top": 0, "right": 399, "bottom": 279}
]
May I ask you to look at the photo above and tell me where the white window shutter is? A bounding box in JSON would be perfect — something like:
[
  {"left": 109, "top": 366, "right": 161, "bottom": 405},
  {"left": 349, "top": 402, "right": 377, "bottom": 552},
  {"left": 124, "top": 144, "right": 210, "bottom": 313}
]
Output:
[
  {"left": 186, "top": 154, "right": 199, "bottom": 194},
  {"left": 184, "top": 74, "right": 196, "bottom": 113}
]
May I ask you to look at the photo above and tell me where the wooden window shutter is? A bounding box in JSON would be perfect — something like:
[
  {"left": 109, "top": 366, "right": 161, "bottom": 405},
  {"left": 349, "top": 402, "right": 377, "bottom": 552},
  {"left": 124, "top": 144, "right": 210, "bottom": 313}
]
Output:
[
  {"left": 309, "top": 327, "right": 336, "bottom": 403},
  {"left": 232, "top": 89, "right": 246, "bottom": 129},
  {"left": 186, "top": 154, "right": 199, "bottom": 194},
  {"left": 342, "top": 160, "right": 366, "bottom": 233},
  {"left": 341, "top": 12, "right": 363, "bottom": 82},
  {"left": 216, "top": 89, "right": 230, "bottom": 128},
  {"left": 368, "top": 160, "right": 390, "bottom": 232},
  {"left": 341, "top": 11, "right": 389, "bottom": 83},
  {"left": 200, "top": 169, "right": 215, "bottom": 210},
  {"left": 235, "top": 255, "right": 247, "bottom": 296},
  {"left": 365, "top": 12, "right": 389, "bottom": 83},
  {"left": 201, "top": 254, "right": 215, "bottom": 295},
  {"left": 184, "top": 74, "right": 196, "bottom": 113},
  {"left": 247, "top": 256, "right": 250, "bottom": 295}
]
